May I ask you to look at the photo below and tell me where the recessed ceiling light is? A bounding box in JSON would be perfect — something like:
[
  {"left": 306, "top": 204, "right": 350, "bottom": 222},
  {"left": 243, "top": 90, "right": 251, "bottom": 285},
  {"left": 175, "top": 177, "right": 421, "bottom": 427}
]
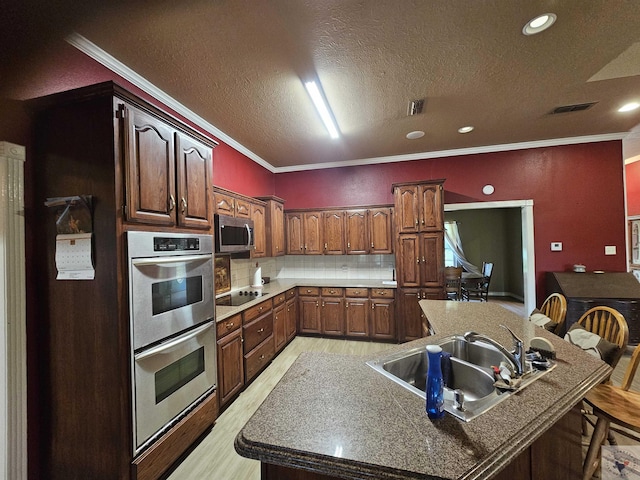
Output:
[
  {"left": 458, "top": 126, "right": 474, "bottom": 134},
  {"left": 406, "top": 130, "right": 425, "bottom": 140},
  {"left": 618, "top": 102, "right": 640, "bottom": 113},
  {"left": 522, "top": 13, "right": 557, "bottom": 35}
]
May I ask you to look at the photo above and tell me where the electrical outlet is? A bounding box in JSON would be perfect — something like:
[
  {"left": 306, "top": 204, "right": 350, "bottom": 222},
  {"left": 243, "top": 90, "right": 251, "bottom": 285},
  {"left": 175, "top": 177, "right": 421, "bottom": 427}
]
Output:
[{"left": 550, "top": 242, "right": 562, "bottom": 251}]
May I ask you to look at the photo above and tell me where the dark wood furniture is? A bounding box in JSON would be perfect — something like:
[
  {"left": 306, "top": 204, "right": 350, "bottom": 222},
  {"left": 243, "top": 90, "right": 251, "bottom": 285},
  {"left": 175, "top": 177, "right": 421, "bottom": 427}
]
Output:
[
  {"left": 30, "top": 82, "right": 218, "bottom": 480},
  {"left": 217, "top": 314, "right": 245, "bottom": 408},
  {"left": 393, "top": 179, "right": 445, "bottom": 341},
  {"left": 546, "top": 271, "right": 640, "bottom": 342}
]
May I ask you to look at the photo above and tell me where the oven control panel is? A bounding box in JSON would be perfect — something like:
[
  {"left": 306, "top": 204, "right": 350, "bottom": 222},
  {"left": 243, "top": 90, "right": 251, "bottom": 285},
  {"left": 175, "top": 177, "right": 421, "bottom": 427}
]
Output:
[{"left": 153, "top": 236, "right": 200, "bottom": 252}]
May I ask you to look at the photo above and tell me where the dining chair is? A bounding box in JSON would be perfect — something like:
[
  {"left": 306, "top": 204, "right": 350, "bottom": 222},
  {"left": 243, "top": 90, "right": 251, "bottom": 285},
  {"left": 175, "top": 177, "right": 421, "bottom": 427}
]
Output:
[
  {"left": 444, "top": 266, "right": 462, "bottom": 301},
  {"left": 461, "top": 262, "right": 493, "bottom": 302},
  {"left": 538, "top": 293, "right": 567, "bottom": 335},
  {"left": 582, "top": 343, "right": 640, "bottom": 480}
]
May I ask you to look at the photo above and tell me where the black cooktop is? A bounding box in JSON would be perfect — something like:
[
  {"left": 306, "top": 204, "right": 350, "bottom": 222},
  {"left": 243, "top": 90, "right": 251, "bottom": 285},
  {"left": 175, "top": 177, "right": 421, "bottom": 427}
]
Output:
[{"left": 217, "top": 288, "right": 263, "bottom": 307}]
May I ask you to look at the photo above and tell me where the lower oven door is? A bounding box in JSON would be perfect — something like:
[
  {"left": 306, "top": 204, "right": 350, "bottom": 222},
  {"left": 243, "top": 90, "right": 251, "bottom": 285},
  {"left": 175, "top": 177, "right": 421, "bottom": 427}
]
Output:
[{"left": 133, "top": 321, "right": 216, "bottom": 454}]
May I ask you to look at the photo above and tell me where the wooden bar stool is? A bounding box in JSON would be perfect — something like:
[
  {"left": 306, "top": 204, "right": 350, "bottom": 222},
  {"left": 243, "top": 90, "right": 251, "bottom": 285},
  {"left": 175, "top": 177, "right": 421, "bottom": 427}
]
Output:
[{"left": 582, "top": 343, "right": 640, "bottom": 479}]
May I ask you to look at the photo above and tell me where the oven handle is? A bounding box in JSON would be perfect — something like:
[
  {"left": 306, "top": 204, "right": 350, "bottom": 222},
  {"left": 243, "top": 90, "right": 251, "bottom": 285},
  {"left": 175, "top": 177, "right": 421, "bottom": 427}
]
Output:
[
  {"left": 131, "top": 254, "right": 211, "bottom": 267},
  {"left": 135, "top": 322, "right": 213, "bottom": 360}
]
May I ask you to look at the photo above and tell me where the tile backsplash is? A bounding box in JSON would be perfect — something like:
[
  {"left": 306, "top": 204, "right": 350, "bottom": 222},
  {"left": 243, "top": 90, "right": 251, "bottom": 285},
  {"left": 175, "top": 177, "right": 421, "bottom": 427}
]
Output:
[{"left": 227, "top": 254, "right": 395, "bottom": 291}]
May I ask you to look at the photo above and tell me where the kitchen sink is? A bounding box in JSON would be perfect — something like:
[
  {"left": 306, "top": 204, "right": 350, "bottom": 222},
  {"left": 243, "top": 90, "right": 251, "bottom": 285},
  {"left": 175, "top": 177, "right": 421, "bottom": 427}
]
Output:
[{"left": 366, "top": 335, "right": 555, "bottom": 421}]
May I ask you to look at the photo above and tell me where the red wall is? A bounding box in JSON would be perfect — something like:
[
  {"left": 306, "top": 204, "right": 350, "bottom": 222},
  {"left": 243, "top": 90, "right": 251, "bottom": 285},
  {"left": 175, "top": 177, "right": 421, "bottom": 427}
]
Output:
[
  {"left": 627, "top": 160, "right": 640, "bottom": 217},
  {"left": 276, "top": 142, "right": 628, "bottom": 301}
]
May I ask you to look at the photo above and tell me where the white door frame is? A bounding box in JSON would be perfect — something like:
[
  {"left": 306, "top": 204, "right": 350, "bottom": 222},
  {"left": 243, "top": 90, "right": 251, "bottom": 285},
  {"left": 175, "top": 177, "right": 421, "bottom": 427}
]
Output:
[{"left": 445, "top": 200, "right": 536, "bottom": 314}]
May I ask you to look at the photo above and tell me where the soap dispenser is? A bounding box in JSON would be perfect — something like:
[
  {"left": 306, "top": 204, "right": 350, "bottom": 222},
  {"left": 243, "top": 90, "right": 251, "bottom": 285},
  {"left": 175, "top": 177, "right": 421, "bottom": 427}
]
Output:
[{"left": 426, "top": 345, "right": 445, "bottom": 419}]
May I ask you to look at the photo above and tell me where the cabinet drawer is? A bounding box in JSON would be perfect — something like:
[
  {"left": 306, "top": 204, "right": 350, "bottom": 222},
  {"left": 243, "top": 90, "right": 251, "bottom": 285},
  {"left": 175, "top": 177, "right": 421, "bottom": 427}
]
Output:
[
  {"left": 345, "top": 287, "right": 368, "bottom": 298},
  {"left": 243, "top": 312, "right": 273, "bottom": 353},
  {"left": 245, "top": 336, "right": 275, "bottom": 382},
  {"left": 371, "top": 288, "right": 395, "bottom": 299},
  {"left": 216, "top": 314, "right": 242, "bottom": 338},
  {"left": 273, "top": 293, "right": 286, "bottom": 306},
  {"left": 243, "top": 299, "right": 273, "bottom": 323},
  {"left": 321, "top": 287, "right": 344, "bottom": 297},
  {"left": 299, "top": 286, "right": 320, "bottom": 296},
  {"left": 286, "top": 288, "right": 297, "bottom": 300}
]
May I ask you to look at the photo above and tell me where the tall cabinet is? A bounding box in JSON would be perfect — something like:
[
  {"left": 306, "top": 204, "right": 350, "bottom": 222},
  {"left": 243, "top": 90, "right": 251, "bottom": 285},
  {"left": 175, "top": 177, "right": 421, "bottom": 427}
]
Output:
[
  {"left": 393, "top": 180, "right": 445, "bottom": 342},
  {"left": 29, "top": 82, "right": 218, "bottom": 480}
]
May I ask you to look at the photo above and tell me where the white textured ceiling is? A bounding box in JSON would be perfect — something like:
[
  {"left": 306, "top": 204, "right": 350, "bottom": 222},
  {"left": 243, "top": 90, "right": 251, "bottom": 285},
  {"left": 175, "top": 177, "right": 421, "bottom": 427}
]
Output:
[{"left": 4, "top": 1, "right": 640, "bottom": 170}]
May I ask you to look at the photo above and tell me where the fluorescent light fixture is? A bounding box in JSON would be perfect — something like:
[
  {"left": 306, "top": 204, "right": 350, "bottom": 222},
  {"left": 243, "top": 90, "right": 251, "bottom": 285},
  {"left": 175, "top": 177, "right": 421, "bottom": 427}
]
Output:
[
  {"left": 619, "top": 102, "right": 640, "bottom": 113},
  {"left": 523, "top": 13, "right": 556, "bottom": 35},
  {"left": 304, "top": 80, "right": 340, "bottom": 139}
]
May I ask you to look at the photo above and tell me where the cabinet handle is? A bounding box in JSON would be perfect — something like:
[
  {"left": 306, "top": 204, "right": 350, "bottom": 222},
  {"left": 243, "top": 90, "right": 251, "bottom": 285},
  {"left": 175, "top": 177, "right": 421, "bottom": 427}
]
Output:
[
  {"left": 304, "top": 244, "right": 307, "bottom": 250},
  {"left": 330, "top": 290, "right": 335, "bottom": 294},
  {"left": 180, "top": 197, "right": 187, "bottom": 212},
  {"left": 371, "top": 242, "right": 374, "bottom": 248},
  {"left": 415, "top": 219, "right": 418, "bottom": 227},
  {"left": 346, "top": 303, "right": 349, "bottom": 308},
  {"left": 422, "top": 256, "right": 425, "bottom": 263},
  {"left": 168, "top": 195, "right": 176, "bottom": 212},
  {"left": 307, "top": 289, "right": 312, "bottom": 293},
  {"left": 316, "top": 301, "right": 319, "bottom": 307},
  {"left": 416, "top": 257, "right": 420, "bottom": 264},
  {"left": 259, "top": 306, "right": 263, "bottom": 311},
  {"left": 324, "top": 243, "right": 328, "bottom": 250},
  {"left": 257, "top": 327, "right": 264, "bottom": 333},
  {"left": 260, "top": 354, "right": 265, "bottom": 360},
  {"left": 226, "top": 322, "right": 234, "bottom": 329},
  {"left": 372, "top": 303, "right": 375, "bottom": 309},
  {"left": 347, "top": 242, "right": 351, "bottom": 248},
  {"left": 322, "top": 301, "right": 325, "bottom": 307}
]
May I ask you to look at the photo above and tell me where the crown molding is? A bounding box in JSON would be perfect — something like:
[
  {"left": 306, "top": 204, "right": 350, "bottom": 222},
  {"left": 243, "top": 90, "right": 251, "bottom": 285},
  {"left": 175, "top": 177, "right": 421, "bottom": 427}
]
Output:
[{"left": 68, "top": 33, "right": 627, "bottom": 175}]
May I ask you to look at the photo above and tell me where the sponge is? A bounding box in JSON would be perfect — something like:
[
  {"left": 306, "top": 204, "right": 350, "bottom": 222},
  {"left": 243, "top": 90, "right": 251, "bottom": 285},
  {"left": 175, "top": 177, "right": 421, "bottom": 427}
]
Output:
[{"left": 529, "top": 336, "right": 556, "bottom": 360}]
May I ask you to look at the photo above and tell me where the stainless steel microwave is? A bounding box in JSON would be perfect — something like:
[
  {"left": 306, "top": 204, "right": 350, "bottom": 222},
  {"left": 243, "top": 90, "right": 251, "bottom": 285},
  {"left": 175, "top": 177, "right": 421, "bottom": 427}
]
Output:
[{"left": 214, "top": 214, "right": 254, "bottom": 253}]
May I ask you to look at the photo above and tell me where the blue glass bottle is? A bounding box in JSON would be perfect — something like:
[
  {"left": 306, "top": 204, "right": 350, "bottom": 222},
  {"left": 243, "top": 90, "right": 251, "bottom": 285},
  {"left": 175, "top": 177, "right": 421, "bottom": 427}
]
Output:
[{"left": 426, "top": 345, "right": 445, "bottom": 419}]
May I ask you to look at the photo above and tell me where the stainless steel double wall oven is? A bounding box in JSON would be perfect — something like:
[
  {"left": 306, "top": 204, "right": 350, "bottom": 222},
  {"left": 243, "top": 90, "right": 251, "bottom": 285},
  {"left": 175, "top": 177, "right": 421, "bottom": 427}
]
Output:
[{"left": 127, "top": 231, "right": 216, "bottom": 454}]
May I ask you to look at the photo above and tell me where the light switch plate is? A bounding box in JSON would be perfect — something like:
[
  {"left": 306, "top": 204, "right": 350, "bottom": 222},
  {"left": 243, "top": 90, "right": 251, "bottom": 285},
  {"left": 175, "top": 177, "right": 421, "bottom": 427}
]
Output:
[
  {"left": 551, "top": 242, "right": 562, "bottom": 251},
  {"left": 605, "top": 245, "right": 617, "bottom": 255}
]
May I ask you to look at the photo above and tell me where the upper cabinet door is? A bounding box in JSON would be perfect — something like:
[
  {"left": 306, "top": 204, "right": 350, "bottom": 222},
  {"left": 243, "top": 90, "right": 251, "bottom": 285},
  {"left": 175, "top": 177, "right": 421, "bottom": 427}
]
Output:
[
  {"left": 251, "top": 202, "right": 267, "bottom": 258},
  {"left": 123, "top": 104, "right": 176, "bottom": 226},
  {"left": 272, "top": 201, "right": 285, "bottom": 256},
  {"left": 286, "top": 212, "right": 304, "bottom": 254},
  {"left": 323, "top": 210, "right": 345, "bottom": 255},
  {"left": 397, "top": 234, "right": 420, "bottom": 287},
  {"left": 419, "top": 184, "right": 443, "bottom": 231},
  {"left": 214, "top": 191, "right": 235, "bottom": 216},
  {"left": 345, "top": 210, "right": 368, "bottom": 254},
  {"left": 369, "top": 207, "right": 393, "bottom": 254},
  {"left": 395, "top": 185, "right": 420, "bottom": 233},
  {"left": 303, "top": 212, "right": 323, "bottom": 254},
  {"left": 234, "top": 198, "right": 251, "bottom": 219},
  {"left": 175, "top": 132, "right": 211, "bottom": 229},
  {"left": 420, "top": 232, "right": 444, "bottom": 286}
]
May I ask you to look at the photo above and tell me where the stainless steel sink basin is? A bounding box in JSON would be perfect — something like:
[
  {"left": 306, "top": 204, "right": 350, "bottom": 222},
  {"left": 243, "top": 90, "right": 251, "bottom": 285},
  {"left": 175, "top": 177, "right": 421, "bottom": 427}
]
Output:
[{"left": 366, "top": 335, "right": 555, "bottom": 421}]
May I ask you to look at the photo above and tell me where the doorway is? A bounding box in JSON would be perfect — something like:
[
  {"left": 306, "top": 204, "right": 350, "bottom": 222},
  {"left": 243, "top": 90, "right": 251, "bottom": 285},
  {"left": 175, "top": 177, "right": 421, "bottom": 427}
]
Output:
[{"left": 444, "top": 200, "right": 536, "bottom": 314}]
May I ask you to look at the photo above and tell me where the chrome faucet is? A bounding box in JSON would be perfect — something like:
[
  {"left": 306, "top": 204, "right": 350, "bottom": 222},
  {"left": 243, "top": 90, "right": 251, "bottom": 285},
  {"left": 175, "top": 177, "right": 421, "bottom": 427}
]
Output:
[{"left": 463, "top": 325, "right": 525, "bottom": 377}]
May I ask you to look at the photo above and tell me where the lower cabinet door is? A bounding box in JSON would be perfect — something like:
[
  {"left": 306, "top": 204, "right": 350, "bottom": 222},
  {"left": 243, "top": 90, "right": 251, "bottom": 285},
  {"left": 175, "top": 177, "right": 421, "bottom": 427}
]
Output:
[
  {"left": 345, "top": 298, "right": 369, "bottom": 337},
  {"left": 273, "top": 303, "right": 287, "bottom": 352},
  {"left": 299, "top": 296, "right": 321, "bottom": 333},
  {"left": 321, "top": 298, "right": 344, "bottom": 335},
  {"left": 370, "top": 299, "right": 395, "bottom": 340},
  {"left": 217, "top": 328, "right": 244, "bottom": 407}
]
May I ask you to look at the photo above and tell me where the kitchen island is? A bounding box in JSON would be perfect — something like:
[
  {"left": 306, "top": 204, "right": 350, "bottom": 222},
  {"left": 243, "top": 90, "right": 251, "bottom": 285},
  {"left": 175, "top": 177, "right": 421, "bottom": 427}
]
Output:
[{"left": 235, "top": 301, "right": 611, "bottom": 480}]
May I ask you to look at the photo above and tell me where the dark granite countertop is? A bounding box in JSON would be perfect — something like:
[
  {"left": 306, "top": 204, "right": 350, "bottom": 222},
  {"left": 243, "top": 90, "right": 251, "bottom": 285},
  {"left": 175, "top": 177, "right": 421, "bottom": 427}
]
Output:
[{"left": 234, "top": 300, "right": 611, "bottom": 480}]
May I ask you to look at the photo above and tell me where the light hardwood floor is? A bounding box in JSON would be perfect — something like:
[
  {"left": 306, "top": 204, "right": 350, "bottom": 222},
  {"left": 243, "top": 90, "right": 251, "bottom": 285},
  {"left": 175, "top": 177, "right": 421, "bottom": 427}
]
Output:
[{"left": 166, "top": 298, "right": 637, "bottom": 480}]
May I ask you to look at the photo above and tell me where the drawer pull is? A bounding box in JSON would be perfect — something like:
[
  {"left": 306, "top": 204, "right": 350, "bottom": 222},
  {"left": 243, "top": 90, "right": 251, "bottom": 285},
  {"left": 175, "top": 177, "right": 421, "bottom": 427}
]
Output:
[
  {"left": 371, "top": 242, "right": 374, "bottom": 248},
  {"left": 226, "top": 322, "right": 234, "bottom": 329},
  {"left": 257, "top": 328, "right": 264, "bottom": 333},
  {"left": 260, "top": 354, "right": 265, "bottom": 360}
]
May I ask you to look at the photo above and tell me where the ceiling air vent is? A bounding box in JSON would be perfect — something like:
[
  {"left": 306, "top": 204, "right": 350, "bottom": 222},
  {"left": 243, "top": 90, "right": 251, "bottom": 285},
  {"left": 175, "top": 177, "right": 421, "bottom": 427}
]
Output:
[
  {"left": 408, "top": 99, "right": 425, "bottom": 116},
  {"left": 550, "top": 102, "right": 597, "bottom": 114}
]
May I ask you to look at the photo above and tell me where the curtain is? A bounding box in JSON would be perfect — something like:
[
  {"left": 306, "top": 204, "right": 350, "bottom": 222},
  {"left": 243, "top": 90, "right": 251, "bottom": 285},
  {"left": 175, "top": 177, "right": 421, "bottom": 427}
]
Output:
[{"left": 444, "top": 221, "right": 481, "bottom": 275}]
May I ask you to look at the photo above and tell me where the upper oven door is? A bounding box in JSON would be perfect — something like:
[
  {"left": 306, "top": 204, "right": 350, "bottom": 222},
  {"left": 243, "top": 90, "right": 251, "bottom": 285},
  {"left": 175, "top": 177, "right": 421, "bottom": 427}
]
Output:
[{"left": 130, "top": 252, "right": 214, "bottom": 350}]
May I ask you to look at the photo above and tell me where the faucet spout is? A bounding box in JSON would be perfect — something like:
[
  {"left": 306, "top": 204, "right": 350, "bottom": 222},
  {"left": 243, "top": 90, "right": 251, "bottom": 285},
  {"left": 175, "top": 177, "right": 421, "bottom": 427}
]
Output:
[{"left": 463, "top": 325, "right": 525, "bottom": 377}]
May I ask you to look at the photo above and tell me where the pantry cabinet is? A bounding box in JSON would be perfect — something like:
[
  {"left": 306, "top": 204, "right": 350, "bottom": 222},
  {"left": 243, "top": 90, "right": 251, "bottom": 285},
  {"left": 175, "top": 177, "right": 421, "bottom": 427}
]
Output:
[{"left": 393, "top": 179, "right": 445, "bottom": 342}]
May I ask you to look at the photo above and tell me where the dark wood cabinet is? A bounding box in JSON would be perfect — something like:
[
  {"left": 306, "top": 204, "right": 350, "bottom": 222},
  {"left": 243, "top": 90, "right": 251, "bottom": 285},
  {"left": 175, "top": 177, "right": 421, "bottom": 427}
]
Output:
[
  {"left": 273, "top": 302, "right": 287, "bottom": 352},
  {"left": 303, "top": 211, "right": 323, "bottom": 254},
  {"left": 345, "top": 295, "right": 369, "bottom": 337},
  {"left": 243, "top": 299, "right": 274, "bottom": 383},
  {"left": 216, "top": 315, "right": 244, "bottom": 408},
  {"left": 369, "top": 207, "right": 393, "bottom": 254},
  {"left": 345, "top": 209, "right": 368, "bottom": 254},
  {"left": 30, "top": 82, "right": 218, "bottom": 480},
  {"left": 286, "top": 205, "right": 393, "bottom": 256},
  {"left": 371, "top": 298, "right": 395, "bottom": 340},
  {"left": 257, "top": 196, "right": 286, "bottom": 257},
  {"left": 285, "top": 288, "right": 298, "bottom": 340},
  {"left": 286, "top": 212, "right": 304, "bottom": 254},
  {"left": 123, "top": 103, "right": 213, "bottom": 229},
  {"left": 251, "top": 202, "right": 267, "bottom": 258},
  {"left": 323, "top": 210, "right": 346, "bottom": 254},
  {"left": 299, "top": 287, "right": 322, "bottom": 333},
  {"left": 393, "top": 180, "right": 445, "bottom": 341},
  {"left": 321, "top": 288, "right": 344, "bottom": 335}
]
